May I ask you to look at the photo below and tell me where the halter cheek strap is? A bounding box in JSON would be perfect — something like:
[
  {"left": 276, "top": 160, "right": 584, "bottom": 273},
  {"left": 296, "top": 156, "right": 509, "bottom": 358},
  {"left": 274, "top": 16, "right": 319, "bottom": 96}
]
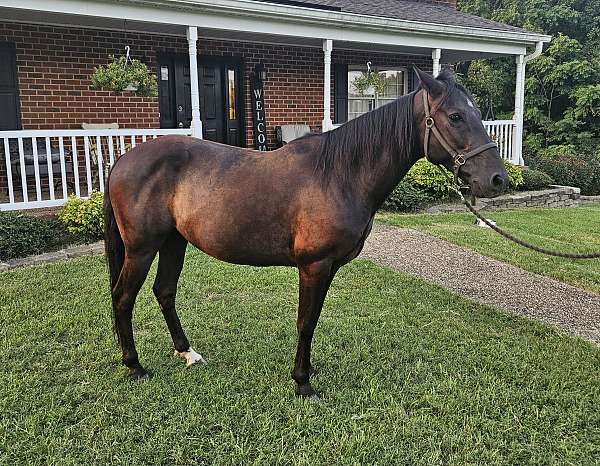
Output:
[{"left": 422, "top": 89, "right": 498, "bottom": 183}]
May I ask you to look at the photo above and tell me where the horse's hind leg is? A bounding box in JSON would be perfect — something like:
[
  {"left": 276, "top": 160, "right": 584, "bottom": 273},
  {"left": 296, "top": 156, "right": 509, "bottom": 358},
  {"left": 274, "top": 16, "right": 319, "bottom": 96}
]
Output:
[
  {"left": 112, "top": 250, "right": 156, "bottom": 380},
  {"left": 153, "top": 231, "right": 206, "bottom": 367}
]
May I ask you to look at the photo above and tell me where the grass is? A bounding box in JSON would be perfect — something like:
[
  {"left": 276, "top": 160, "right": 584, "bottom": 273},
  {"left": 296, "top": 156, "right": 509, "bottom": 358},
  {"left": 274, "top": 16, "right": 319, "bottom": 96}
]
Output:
[
  {"left": 1, "top": 252, "right": 600, "bottom": 464},
  {"left": 378, "top": 203, "right": 600, "bottom": 294}
]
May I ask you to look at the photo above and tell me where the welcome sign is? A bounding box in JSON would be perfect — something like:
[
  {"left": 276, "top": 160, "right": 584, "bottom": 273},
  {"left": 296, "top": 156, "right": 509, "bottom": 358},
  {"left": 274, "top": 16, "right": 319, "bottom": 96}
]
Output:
[{"left": 251, "top": 76, "right": 269, "bottom": 151}]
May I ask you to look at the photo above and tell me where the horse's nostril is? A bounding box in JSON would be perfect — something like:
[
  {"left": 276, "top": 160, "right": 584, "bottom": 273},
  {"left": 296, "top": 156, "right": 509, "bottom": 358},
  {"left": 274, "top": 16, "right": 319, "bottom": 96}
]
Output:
[{"left": 492, "top": 174, "right": 506, "bottom": 188}]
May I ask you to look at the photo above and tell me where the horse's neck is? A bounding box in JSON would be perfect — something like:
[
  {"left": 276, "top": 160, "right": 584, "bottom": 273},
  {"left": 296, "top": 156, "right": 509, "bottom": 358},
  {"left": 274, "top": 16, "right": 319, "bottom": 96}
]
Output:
[{"left": 357, "top": 148, "right": 421, "bottom": 212}]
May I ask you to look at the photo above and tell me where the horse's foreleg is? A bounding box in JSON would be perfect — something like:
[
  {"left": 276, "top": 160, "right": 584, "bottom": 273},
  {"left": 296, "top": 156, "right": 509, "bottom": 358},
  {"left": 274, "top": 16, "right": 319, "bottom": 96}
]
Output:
[
  {"left": 153, "top": 232, "right": 206, "bottom": 367},
  {"left": 112, "top": 251, "right": 156, "bottom": 380},
  {"left": 292, "top": 260, "right": 336, "bottom": 400}
]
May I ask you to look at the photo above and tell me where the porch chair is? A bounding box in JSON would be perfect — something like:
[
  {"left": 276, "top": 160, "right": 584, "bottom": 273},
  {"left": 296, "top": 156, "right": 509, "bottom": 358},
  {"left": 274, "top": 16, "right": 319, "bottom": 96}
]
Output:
[{"left": 275, "top": 124, "right": 313, "bottom": 147}]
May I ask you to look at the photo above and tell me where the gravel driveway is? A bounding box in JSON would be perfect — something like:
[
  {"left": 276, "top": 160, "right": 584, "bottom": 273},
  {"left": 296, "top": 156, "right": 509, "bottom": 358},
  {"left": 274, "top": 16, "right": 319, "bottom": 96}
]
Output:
[{"left": 361, "top": 223, "right": 600, "bottom": 344}]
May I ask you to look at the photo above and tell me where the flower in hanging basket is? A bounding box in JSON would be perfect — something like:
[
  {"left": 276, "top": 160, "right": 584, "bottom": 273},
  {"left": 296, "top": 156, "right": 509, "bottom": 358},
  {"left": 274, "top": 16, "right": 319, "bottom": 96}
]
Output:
[
  {"left": 351, "top": 71, "right": 387, "bottom": 97},
  {"left": 90, "top": 55, "right": 157, "bottom": 97}
]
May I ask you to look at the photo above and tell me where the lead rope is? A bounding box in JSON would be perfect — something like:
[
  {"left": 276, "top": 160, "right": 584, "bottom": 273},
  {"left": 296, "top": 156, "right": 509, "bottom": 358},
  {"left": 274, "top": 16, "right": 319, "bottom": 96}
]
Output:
[{"left": 435, "top": 166, "right": 600, "bottom": 259}]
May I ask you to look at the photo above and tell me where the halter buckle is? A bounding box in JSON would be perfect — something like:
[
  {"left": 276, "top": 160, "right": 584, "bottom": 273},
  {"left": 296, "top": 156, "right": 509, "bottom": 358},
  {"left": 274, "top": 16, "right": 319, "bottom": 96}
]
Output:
[
  {"left": 425, "top": 117, "right": 435, "bottom": 129},
  {"left": 454, "top": 154, "right": 466, "bottom": 166}
]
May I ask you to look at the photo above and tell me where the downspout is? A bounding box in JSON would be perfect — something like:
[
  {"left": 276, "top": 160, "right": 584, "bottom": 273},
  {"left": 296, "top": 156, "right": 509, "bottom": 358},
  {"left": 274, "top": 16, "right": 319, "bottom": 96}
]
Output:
[{"left": 524, "top": 40, "right": 544, "bottom": 63}]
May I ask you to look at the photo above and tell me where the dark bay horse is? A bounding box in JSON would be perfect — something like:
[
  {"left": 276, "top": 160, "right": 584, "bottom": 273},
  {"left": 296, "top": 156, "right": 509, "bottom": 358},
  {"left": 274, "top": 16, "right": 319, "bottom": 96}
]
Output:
[{"left": 104, "top": 69, "right": 507, "bottom": 399}]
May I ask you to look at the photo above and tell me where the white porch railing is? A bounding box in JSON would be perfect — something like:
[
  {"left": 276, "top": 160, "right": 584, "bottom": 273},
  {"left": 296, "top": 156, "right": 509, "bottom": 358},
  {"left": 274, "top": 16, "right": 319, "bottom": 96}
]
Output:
[
  {"left": 0, "top": 128, "right": 192, "bottom": 211},
  {"left": 332, "top": 119, "right": 518, "bottom": 163},
  {"left": 482, "top": 120, "right": 515, "bottom": 162}
]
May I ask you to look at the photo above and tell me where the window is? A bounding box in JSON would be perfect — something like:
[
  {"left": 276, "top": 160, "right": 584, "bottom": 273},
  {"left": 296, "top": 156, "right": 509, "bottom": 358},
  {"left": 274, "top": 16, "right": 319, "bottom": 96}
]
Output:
[
  {"left": 227, "top": 68, "right": 236, "bottom": 121},
  {"left": 347, "top": 68, "right": 407, "bottom": 121}
]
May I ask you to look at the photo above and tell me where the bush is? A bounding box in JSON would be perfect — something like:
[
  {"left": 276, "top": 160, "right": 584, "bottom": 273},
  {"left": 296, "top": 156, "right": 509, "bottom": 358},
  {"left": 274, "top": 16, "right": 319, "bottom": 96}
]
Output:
[
  {"left": 503, "top": 160, "right": 524, "bottom": 191},
  {"left": 520, "top": 168, "right": 554, "bottom": 191},
  {"left": 0, "top": 212, "right": 75, "bottom": 261},
  {"left": 382, "top": 181, "right": 436, "bottom": 212},
  {"left": 527, "top": 145, "right": 600, "bottom": 195},
  {"left": 404, "top": 159, "right": 454, "bottom": 196},
  {"left": 58, "top": 192, "right": 105, "bottom": 239}
]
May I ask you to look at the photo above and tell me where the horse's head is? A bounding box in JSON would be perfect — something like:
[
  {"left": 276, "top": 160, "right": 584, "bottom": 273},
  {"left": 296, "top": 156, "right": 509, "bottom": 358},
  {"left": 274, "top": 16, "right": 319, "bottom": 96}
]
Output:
[{"left": 415, "top": 68, "right": 507, "bottom": 198}]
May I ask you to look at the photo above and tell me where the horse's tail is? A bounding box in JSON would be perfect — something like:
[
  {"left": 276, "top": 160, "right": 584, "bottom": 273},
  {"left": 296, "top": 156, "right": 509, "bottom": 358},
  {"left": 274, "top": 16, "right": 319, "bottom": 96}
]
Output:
[{"left": 104, "top": 175, "right": 125, "bottom": 342}]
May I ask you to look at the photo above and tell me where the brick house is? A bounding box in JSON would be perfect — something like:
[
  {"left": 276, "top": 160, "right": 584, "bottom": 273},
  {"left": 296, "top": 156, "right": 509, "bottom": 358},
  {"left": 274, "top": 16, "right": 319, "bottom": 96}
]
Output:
[{"left": 0, "top": 0, "right": 550, "bottom": 210}]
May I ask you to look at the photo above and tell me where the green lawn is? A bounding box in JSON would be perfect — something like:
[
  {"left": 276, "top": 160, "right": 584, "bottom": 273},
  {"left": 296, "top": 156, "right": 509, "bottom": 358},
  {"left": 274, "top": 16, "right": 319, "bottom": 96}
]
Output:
[
  {"left": 1, "top": 251, "right": 600, "bottom": 465},
  {"left": 378, "top": 203, "right": 600, "bottom": 294}
]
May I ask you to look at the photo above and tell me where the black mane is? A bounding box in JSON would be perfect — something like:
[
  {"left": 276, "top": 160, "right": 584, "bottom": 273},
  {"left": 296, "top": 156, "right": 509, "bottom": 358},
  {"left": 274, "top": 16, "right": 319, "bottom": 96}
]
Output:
[{"left": 312, "top": 91, "right": 419, "bottom": 185}]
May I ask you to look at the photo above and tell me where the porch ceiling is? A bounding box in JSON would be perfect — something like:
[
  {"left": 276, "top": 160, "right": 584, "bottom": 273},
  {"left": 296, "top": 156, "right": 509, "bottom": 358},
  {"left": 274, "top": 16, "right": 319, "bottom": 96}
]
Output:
[{"left": 0, "top": 0, "right": 547, "bottom": 60}]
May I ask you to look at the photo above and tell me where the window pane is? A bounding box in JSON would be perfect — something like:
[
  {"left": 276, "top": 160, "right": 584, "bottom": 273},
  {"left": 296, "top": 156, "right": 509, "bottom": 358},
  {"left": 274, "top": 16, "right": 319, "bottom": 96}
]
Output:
[
  {"left": 348, "top": 98, "right": 373, "bottom": 120},
  {"left": 227, "top": 69, "right": 236, "bottom": 120},
  {"left": 379, "top": 70, "right": 404, "bottom": 98},
  {"left": 348, "top": 70, "right": 375, "bottom": 98}
]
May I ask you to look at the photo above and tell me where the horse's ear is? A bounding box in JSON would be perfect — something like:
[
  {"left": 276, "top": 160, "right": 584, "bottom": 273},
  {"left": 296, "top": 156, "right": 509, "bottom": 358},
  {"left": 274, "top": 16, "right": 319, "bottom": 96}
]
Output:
[{"left": 414, "top": 67, "right": 445, "bottom": 98}]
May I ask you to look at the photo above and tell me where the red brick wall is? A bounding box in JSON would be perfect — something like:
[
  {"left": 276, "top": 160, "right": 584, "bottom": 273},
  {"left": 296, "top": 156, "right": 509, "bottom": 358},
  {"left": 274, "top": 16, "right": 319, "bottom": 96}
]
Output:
[{"left": 0, "top": 23, "right": 160, "bottom": 130}]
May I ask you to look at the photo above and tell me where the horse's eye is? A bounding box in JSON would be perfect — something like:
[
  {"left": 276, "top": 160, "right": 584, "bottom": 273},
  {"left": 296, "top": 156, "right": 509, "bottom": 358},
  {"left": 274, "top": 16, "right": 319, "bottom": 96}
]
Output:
[{"left": 449, "top": 113, "right": 463, "bottom": 122}]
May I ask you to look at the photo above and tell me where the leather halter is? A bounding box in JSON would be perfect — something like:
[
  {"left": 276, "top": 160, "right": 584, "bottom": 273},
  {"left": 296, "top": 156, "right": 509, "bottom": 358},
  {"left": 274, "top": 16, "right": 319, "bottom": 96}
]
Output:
[{"left": 421, "top": 88, "right": 498, "bottom": 183}]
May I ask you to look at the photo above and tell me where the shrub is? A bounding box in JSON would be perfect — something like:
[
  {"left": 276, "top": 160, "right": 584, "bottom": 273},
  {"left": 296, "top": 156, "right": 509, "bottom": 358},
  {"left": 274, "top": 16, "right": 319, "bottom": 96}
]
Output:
[
  {"left": 503, "top": 160, "right": 524, "bottom": 191},
  {"left": 382, "top": 181, "right": 435, "bottom": 212},
  {"left": 527, "top": 145, "right": 600, "bottom": 195},
  {"left": 59, "top": 192, "right": 105, "bottom": 239},
  {"left": 404, "top": 159, "right": 454, "bottom": 195},
  {"left": 520, "top": 168, "right": 554, "bottom": 191},
  {"left": 0, "top": 212, "right": 74, "bottom": 261}
]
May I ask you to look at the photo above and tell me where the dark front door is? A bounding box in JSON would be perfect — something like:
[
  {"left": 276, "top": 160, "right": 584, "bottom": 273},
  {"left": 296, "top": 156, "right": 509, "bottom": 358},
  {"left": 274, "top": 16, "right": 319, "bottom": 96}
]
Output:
[
  {"left": 158, "top": 54, "right": 244, "bottom": 146},
  {"left": 0, "top": 43, "right": 21, "bottom": 130}
]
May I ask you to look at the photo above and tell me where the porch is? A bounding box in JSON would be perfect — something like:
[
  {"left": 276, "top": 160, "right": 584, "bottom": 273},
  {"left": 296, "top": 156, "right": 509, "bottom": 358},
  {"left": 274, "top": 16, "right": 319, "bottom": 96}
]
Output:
[{"left": 0, "top": 0, "right": 550, "bottom": 211}]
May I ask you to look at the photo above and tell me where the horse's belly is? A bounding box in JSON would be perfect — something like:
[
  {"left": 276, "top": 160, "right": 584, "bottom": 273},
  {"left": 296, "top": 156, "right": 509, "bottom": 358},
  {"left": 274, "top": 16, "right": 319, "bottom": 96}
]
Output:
[{"left": 181, "top": 220, "right": 295, "bottom": 267}]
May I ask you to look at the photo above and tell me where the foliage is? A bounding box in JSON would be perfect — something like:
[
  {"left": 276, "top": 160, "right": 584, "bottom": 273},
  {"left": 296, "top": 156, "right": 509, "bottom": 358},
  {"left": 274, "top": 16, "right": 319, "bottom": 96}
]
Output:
[
  {"left": 503, "top": 159, "right": 524, "bottom": 190},
  {"left": 351, "top": 71, "right": 387, "bottom": 96},
  {"left": 91, "top": 55, "right": 158, "bottom": 97},
  {"left": 527, "top": 145, "right": 600, "bottom": 195},
  {"left": 404, "top": 159, "right": 456, "bottom": 195},
  {"left": 0, "top": 212, "right": 77, "bottom": 261},
  {"left": 520, "top": 167, "right": 554, "bottom": 191},
  {"left": 383, "top": 160, "right": 524, "bottom": 211},
  {"left": 58, "top": 192, "right": 105, "bottom": 239},
  {"left": 382, "top": 181, "right": 435, "bottom": 212},
  {"left": 457, "top": 0, "right": 600, "bottom": 161}
]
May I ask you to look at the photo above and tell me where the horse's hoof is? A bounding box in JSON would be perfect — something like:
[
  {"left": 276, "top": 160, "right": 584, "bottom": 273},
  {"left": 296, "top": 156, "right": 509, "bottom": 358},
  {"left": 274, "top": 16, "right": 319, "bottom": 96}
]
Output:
[
  {"left": 128, "top": 366, "right": 150, "bottom": 382},
  {"left": 296, "top": 383, "right": 320, "bottom": 402},
  {"left": 175, "top": 347, "right": 207, "bottom": 367}
]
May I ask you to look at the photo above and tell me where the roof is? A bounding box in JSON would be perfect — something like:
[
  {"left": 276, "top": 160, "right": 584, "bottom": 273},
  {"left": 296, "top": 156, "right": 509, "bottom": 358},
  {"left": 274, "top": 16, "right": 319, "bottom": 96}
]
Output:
[{"left": 252, "top": 0, "right": 530, "bottom": 34}]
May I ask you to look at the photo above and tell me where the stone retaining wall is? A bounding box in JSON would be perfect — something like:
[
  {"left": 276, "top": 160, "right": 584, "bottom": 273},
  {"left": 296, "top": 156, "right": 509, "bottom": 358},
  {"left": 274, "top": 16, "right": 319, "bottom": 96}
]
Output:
[
  {"left": 478, "top": 185, "right": 580, "bottom": 211},
  {"left": 427, "top": 185, "right": 581, "bottom": 214}
]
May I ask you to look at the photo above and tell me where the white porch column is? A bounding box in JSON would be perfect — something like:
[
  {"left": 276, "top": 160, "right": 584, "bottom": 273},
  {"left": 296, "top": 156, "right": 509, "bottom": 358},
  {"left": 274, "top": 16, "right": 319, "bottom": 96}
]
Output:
[
  {"left": 187, "top": 26, "right": 203, "bottom": 138},
  {"left": 322, "top": 39, "right": 333, "bottom": 132},
  {"left": 432, "top": 48, "right": 442, "bottom": 77},
  {"left": 513, "top": 54, "right": 526, "bottom": 165}
]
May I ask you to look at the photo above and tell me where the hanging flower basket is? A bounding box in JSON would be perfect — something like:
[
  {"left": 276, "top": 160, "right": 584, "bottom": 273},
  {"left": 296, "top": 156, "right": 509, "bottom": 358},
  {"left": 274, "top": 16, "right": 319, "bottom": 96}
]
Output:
[
  {"left": 352, "top": 71, "right": 387, "bottom": 97},
  {"left": 90, "top": 55, "right": 157, "bottom": 97}
]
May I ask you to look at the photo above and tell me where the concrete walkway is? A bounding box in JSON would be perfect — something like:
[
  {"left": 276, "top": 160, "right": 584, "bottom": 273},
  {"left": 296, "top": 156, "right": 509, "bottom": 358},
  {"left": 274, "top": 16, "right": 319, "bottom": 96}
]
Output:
[{"left": 361, "top": 223, "right": 600, "bottom": 344}]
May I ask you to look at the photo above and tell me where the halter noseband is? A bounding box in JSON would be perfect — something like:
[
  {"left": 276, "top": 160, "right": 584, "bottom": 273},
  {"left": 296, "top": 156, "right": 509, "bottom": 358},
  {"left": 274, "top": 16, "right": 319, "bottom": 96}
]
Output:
[{"left": 421, "top": 88, "right": 498, "bottom": 183}]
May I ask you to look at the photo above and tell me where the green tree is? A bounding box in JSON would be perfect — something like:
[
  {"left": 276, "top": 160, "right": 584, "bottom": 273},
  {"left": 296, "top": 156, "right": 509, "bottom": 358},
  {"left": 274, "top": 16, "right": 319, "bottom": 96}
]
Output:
[{"left": 458, "top": 0, "right": 600, "bottom": 147}]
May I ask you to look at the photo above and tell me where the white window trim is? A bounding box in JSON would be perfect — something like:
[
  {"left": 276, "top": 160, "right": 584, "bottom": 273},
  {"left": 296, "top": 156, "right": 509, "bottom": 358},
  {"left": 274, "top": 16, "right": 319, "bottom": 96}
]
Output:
[{"left": 347, "top": 66, "right": 410, "bottom": 120}]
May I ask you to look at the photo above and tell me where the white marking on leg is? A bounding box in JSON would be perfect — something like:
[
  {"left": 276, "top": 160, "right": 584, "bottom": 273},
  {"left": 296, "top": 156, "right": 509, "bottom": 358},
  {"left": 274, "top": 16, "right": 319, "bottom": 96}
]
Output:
[{"left": 174, "top": 347, "right": 207, "bottom": 367}]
